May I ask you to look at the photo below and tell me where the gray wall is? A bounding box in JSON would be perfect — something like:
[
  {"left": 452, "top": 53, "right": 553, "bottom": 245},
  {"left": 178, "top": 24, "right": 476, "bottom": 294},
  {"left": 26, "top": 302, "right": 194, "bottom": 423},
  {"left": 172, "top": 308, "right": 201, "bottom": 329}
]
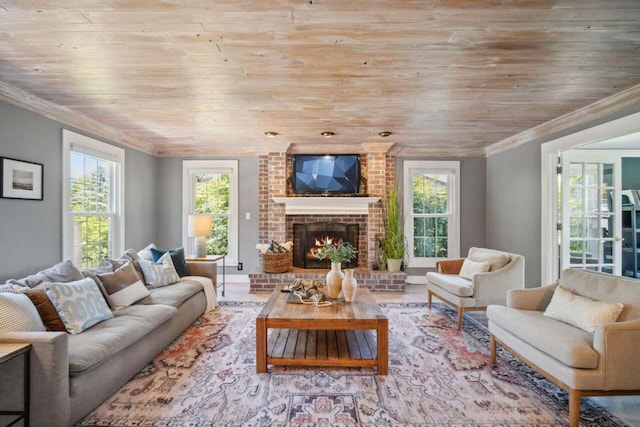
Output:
[
  {"left": 156, "top": 156, "right": 259, "bottom": 275},
  {"left": 396, "top": 157, "right": 487, "bottom": 276},
  {"left": 486, "top": 141, "right": 541, "bottom": 287},
  {"left": 0, "top": 101, "right": 158, "bottom": 281}
]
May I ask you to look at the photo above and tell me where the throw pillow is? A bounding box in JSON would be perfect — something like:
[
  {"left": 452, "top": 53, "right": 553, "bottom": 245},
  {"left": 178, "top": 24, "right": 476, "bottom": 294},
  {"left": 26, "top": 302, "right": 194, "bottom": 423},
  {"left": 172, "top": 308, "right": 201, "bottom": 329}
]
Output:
[
  {"left": 45, "top": 278, "right": 113, "bottom": 335},
  {"left": 137, "top": 243, "right": 157, "bottom": 261},
  {"left": 97, "top": 262, "right": 150, "bottom": 309},
  {"left": 25, "top": 288, "right": 66, "bottom": 331},
  {"left": 150, "top": 247, "right": 188, "bottom": 277},
  {"left": 0, "top": 293, "right": 46, "bottom": 332},
  {"left": 0, "top": 283, "right": 29, "bottom": 294},
  {"left": 39, "top": 260, "right": 84, "bottom": 283},
  {"left": 543, "top": 286, "right": 624, "bottom": 333},
  {"left": 458, "top": 258, "right": 491, "bottom": 281},
  {"left": 139, "top": 252, "right": 180, "bottom": 288},
  {"left": 81, "top": 264, "right": 115, "bottom": 289}
]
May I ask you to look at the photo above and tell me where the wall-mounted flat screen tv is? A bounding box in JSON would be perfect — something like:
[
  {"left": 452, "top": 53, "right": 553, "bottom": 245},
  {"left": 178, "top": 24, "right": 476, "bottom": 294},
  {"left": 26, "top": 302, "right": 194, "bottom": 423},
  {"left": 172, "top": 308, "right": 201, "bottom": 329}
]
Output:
[{"left": 292, "top": 154, "right": 360, "bottom": 194}]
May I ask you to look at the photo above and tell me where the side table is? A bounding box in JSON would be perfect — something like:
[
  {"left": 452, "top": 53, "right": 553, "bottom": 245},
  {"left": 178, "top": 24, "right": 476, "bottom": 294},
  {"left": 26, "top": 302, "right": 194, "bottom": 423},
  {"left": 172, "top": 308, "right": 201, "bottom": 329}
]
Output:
[
  {"left": 187, "top": 254, "right": 226, "bottom": 296},
  {"left": 0, "top": 342, "right": 31, "bottom": 427}
]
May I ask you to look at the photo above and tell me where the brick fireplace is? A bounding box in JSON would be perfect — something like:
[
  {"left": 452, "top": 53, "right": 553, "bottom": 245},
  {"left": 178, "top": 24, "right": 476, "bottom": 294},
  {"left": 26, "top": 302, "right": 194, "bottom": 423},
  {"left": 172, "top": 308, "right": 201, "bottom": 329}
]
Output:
[{"left": 249, "top": 143, "right": 406, "bottom": 292}]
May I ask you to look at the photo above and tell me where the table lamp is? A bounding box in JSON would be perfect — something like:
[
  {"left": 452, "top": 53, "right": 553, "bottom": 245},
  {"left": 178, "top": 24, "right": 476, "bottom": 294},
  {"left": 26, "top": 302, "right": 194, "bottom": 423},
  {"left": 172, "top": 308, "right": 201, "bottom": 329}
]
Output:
[{"left": 188, "top": 214, "right": 212, "bottom": 258}]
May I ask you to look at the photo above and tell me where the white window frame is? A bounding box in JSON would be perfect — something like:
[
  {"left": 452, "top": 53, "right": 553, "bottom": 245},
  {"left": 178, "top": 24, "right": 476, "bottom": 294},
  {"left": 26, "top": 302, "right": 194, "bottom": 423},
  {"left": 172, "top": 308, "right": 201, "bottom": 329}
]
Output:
[
  {"left": 403, "top": 160, "right": 460, "bottom": 268},
  {"left": 182, "top": 160, "right": 239, "bottom": 265},
  {"left": 62, "top": 129, "right": 125, "bottom": 265}
]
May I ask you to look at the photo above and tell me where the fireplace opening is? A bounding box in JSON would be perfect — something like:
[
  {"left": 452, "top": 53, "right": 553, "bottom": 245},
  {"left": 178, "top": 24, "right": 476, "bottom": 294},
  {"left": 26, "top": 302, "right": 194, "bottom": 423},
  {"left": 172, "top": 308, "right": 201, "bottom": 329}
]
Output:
[{"left": 293, "top": 223, "right": 359, "bottom": 269}]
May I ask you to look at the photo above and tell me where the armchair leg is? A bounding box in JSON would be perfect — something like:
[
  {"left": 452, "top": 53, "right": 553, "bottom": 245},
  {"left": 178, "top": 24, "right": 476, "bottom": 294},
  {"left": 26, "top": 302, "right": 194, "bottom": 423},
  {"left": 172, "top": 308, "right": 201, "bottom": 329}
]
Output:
[
  {"left": 490, "top": 335, "right": 497, "bottom": 364},
  {"left": 568, "top": 389, "right": 581, "bottom": 427},
  {"left": 427, "top": 290, "right": 432, "bottom": 309},
  {"left": 457, "top": 307, "right": 464, "bottom": 330}
]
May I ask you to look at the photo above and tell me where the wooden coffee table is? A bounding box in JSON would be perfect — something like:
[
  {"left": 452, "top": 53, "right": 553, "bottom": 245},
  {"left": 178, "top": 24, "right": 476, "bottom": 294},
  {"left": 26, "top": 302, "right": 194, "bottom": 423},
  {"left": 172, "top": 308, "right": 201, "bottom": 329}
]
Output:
[{"left": 256, "top": 285, "right": 388, "bottom": 374}]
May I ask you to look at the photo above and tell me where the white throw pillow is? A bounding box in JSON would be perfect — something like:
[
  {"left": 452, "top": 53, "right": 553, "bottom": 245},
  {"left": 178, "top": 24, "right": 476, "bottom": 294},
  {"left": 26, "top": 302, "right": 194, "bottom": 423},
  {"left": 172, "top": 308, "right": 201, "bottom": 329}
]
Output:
[
  {"left": 0, "top": 293, "right": 46, "bottom": 332},
  {"left": 137, "top": 243, "right": 157, "bottom": 261},
  {"left": 138, "top": 252, "right": 180, "bottom": 288},
  {"left": 45, "top": 278, "right": 114, "bottom": 334},
  {"left": 458, "top": 258, "right": 491, "bottom": 280},
  {"left": 543, "top": 286, "right": 624, "bottom": 333}
]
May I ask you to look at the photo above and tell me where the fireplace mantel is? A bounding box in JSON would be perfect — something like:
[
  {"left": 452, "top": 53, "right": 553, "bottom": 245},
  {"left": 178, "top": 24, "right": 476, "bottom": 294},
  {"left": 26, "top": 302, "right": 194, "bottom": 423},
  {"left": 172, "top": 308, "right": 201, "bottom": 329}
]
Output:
[{"left": 272, "top": 197, "right": 380, "bottom": 215}]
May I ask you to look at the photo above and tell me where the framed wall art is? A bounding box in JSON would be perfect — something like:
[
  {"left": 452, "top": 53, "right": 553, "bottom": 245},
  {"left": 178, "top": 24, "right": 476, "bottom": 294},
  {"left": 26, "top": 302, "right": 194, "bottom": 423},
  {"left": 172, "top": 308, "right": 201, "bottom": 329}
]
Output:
[{"left": 1, "top": 157, "right": 44, "bottom": 200}]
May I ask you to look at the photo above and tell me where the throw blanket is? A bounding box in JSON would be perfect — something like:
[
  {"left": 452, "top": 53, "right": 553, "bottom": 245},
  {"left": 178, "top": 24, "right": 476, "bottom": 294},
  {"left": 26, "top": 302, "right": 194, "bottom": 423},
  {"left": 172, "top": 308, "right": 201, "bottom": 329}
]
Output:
[{"left": 181, "top": 276, "right": 217, "bottom": 311}]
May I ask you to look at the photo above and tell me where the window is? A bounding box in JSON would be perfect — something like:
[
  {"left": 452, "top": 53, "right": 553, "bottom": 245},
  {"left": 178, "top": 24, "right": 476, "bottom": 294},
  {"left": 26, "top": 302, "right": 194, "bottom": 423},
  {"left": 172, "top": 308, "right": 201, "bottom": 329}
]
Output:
[
  {"left": 63, "top": 130, "right": 124, "bottom": 268},
  {"left": 403, "top": 161, "right": 460, "bottom": 268},
  {"left": 183, "top": 160, "right": 238, "bottom": 264}
]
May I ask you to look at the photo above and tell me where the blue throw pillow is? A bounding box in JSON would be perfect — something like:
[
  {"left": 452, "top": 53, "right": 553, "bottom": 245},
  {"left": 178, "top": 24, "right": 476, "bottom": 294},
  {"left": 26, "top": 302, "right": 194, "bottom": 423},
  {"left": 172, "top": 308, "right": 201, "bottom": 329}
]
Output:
[{"left": 150, "top": 247, "right": 188, "bottom": 277}]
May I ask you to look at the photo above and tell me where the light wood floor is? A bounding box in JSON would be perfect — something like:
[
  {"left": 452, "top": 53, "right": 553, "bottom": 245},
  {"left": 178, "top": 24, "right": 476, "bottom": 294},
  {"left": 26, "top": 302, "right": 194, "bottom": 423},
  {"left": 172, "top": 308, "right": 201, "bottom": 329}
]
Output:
[{"left": 219, "top": 280, "right": 640, "bottom": 426}]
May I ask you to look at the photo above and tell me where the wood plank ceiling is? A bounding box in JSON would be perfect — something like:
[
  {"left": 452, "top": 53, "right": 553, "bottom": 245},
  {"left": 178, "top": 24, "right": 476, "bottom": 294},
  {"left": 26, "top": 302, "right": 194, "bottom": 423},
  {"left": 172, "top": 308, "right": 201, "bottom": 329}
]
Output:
[{"left": 0, "top": 0, "right": 639, "bottom": 156}]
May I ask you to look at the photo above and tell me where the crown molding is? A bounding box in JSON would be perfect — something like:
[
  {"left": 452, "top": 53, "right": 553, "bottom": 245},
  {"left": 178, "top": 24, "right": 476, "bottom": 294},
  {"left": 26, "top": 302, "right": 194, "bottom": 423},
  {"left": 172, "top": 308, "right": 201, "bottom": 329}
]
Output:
[
  {"left": 485, "top": 83, "right": 640, "bottom": 157},
  {"left": 0, "top": 80, "right": 158, "bottom": 155}
]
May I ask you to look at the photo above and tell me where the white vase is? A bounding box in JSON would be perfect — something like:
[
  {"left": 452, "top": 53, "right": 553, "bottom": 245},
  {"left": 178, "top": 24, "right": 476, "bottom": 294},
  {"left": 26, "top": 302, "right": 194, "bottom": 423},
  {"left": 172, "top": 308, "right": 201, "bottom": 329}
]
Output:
[
  {"left": 326, "top": 262, "right": 344, "bottom": 299},
  {"left": 387, "top": 258, "right": 402, "bottom": 273},
  {"left": 342, "top": 269, "right": 358, "bottom": 302}
]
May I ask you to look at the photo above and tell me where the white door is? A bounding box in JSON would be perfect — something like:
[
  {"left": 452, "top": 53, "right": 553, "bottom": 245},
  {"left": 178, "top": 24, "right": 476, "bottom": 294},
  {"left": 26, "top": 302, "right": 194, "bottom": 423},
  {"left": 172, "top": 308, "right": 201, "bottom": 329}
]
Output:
[{"left": 560, "top": 150, "right": 622, "bottom": 275}]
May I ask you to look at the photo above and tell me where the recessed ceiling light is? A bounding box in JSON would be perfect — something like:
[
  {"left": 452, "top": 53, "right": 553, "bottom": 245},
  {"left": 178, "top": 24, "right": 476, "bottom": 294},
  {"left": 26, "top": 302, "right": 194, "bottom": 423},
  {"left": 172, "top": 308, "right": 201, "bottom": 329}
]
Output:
[
  {"left": 378, "top": 131, "right": 392, "bottom": 137},
  {"left": 321, "top": 131, "right": 335, "bottom": 137},
  {"left": 264, "top": 131, "right": 279, "bottom": 137}
]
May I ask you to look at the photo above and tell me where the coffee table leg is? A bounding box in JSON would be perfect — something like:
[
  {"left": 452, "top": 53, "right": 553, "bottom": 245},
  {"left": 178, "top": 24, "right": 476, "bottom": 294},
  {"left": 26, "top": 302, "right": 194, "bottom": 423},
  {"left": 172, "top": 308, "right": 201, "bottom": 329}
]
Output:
[
  {"left": 256, "top": 315, "right": 267, "bottom": 373},
  {"left": 377, "top": 316, "right": 388, "bottom": 375}
]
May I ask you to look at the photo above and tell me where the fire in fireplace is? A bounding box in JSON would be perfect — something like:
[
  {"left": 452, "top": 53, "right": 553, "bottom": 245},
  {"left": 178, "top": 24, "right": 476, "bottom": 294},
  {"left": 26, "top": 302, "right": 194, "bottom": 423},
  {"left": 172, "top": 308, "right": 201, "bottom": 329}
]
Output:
[{"left": 293, "top": 223, "right": 359, "bottom": 269}]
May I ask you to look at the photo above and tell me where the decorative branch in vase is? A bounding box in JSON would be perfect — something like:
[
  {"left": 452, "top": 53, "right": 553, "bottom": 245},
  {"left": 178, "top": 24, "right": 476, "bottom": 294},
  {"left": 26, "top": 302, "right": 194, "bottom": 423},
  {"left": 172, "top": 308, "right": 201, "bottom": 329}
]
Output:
[
  {"left": 315, "top": 241, "right": 357, "bottom": 299},
  {"left": 383, "top": 186, "right": 405, "bottom": 272}
]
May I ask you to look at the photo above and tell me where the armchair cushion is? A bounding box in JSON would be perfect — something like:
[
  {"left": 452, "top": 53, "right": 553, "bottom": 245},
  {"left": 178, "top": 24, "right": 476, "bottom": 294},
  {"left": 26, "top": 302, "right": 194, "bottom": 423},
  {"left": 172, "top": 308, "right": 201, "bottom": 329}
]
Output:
[
  {"left": 487, "top": 304, "right": 598, "bottom": 369},
  {"left": 468, "top": 247, "right": 510, "bottom": 271},
  {"left": 459, "top": 259, "right": 490, "bottom": 280},
  {"left": 426, "top": 272, "right": 474, "bottom": 297}
]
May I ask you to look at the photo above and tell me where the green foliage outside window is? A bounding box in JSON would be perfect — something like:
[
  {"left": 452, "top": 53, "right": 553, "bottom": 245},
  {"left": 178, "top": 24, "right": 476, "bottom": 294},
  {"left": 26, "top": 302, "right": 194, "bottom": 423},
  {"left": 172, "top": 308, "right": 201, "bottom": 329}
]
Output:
[
  {"left": 70, "top": 160, "right": 112, "bottom": 268},
  {"left": 412, "top": 173, "right": 449, "bottom": 258},
  {"left": 194, "top": 173, "right": 230, "bottom": 256}
]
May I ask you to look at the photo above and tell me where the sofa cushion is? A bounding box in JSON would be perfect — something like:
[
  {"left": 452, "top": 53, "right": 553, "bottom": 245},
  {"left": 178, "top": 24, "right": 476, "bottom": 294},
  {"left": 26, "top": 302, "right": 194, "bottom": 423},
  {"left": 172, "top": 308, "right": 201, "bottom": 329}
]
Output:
[
  {"left": 468, "top": 247, "right": 510, "bottom": 271},
  {"left": 25, "top": 288, "right": 66, "bottom": 331},
  {"left": 0, "top": 292, "right": 46, "bottom": 332},
  {"left": 67, "top": 303, "right": 177, "bottom": 375},
  {"left": 136, "top": 280, "right": 204, "bottom": 308},
  {"left": 139, "top": 252, "right": 180, "bottom": 288},
  {"left": 151, "top": 247, "right": 188, "bottom": 278},
  {"left": 487, "top": 305, "right": 598, "bottom": 369},
  {"left": 426, "top": 272, "right": 474, "bottom": 297}
]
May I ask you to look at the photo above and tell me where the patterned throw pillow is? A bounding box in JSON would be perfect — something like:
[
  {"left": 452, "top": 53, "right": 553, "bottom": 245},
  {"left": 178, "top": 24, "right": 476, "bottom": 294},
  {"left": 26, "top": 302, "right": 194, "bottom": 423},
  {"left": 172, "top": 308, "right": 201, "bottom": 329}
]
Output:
[
  {"left": 543, "top": 286, "right": 624, "bottom": 333},
  {"left": 97, "top": 262, "right": 150, "bottom": 309},
  {"left": 0, "top": 292, "right": 46, "bottom": 332},
  {"left": 137, "top": 243, "right": 157, "bottom": 261},
  {"left": 45, "top": 278, "right": 113, "bottom": 334},
  {"left": 150, "top": 247, "right": 188, "bottom": 277},
  {"left": 139, "top": 252, "right": 180, "bottom": 288}
]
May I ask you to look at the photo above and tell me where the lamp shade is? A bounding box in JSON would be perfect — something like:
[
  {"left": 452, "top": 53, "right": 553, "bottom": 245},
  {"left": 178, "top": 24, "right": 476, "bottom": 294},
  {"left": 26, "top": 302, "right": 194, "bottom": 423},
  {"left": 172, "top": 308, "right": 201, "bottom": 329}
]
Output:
[{"left": 188, "top": 214, "right": 212, "bottom": 237}]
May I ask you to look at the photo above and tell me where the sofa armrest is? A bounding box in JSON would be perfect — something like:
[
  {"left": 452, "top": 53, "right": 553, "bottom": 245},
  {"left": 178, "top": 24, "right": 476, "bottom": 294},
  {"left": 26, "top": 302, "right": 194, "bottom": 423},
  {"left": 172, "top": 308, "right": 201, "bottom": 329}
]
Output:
[
  {"left": 0, "top": 332, "right": 70, "bottom": 427},
  {"left": 594, "top": 319, "right": 640, "bottom": 390},
  {"left": 472, "top": 255, "right": 525, "bottom": 306},
  {"left": 186, "top": 261, "right": 217, "bottom": 285},
  {"left": 436, "top": 258, "right": 465, "bottom": 274},
  {"left": 505, "top": 284, "right": 557, "bottom": 311}
]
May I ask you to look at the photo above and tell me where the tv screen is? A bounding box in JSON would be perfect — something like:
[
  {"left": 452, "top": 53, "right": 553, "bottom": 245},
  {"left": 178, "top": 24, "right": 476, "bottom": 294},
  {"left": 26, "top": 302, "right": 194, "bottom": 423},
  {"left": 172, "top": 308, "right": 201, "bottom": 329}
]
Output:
[{"left": 292, "top": 154, "right": 360, "bottom": 194}]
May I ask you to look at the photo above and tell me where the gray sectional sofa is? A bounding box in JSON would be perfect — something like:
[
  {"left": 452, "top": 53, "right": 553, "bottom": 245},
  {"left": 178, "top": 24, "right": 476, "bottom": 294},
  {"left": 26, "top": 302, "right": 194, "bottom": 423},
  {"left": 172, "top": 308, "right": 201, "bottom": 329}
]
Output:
[{"left": 0, "top": 261, "right": 215, "bottom": 427}]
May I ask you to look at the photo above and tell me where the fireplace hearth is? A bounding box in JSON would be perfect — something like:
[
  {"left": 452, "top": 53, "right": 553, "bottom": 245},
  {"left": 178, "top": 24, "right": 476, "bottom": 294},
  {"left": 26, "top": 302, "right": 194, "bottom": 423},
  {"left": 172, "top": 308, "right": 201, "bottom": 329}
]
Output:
[{"left": 293, "top": 222, "right": 359, "bottom": 269}]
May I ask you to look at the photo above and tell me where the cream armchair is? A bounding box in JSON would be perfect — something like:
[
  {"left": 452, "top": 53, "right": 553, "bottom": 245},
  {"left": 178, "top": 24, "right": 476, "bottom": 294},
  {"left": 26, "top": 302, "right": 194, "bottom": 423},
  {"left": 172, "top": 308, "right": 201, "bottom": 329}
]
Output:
[
  {"left": 426, "top": 247, "right": 525, "bottom": 330},
  {"left": 488, "top": 269, "right": 640, "bottom": 427}
]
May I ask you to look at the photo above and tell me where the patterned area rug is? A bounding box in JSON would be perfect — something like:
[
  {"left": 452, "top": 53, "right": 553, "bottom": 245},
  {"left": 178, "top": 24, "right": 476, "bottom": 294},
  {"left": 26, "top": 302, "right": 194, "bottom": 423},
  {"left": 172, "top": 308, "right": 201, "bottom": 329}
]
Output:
[{"left": 76, "top": 302, "right": 630, "bottom": 427}]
